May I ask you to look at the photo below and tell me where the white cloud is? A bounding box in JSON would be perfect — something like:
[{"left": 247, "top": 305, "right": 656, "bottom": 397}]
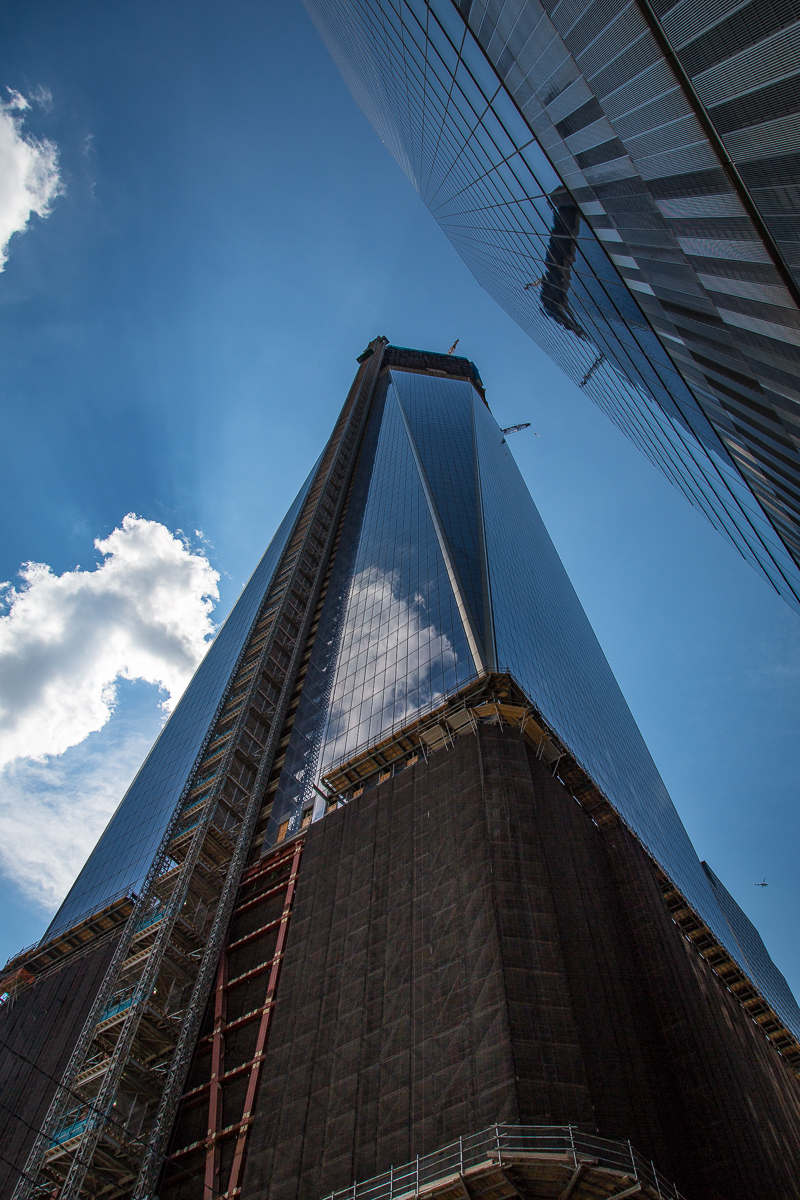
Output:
[
  {"left": 0, "top": 515, "right": 219, "bottom": 914},
  {"left": 0, "top": 702, "right": 160, "bottom": 914},
  {"left": 30, "top": 86, "right": 53, "bottom": 113},
  {"left": 0, "top": 514, "right": 219, "bottom": 770},
  {"left": 0, "top": 87, "right": 62, "bottom": 270}
]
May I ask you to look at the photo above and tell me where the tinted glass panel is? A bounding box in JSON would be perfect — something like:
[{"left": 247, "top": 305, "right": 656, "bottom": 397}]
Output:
[
  {"left": 268, "top": 371, "right": 477, "bottom": 840},
  {"left": 703, "top": 862, "right": 800, "bottom": 1035},
  {"left": 392, "top": 369, "right": 486, "bottom": 651},
  {"left": 319, "top": 374, "right": 475, "bottom": 769},
  {"left": 267, "top": 379, "right": 394, "bottom": 835}
]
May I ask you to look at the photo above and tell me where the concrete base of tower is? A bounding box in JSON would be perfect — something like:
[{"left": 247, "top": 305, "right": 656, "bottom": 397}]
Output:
[{"left": 162, "top": 722, "right": 800, "bottom": 1200}]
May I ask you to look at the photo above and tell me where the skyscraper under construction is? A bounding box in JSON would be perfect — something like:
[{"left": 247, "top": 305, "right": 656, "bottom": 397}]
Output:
[{"left": 2, "top": 341, "right": 800, "bottom": 1200}]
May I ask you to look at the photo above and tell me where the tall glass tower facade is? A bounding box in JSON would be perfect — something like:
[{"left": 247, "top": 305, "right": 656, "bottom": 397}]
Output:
[
  {"left": 304, "top": 0, "right": 800, "bottom": 615},
  {"left": 4, "top": 344, "right": 800, "bottom": 1200}
]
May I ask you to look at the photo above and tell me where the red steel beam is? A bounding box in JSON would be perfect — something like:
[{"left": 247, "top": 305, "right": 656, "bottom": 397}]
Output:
[
  {"left": 196, "top": 998, "right": 275, "bottom": 1048},
  {"left": 166, "top": 836, "right": 305, "bottom": 1190},
  {"left": 226, "top": 839, "right": 303, "bottom": 1196},
  {"left": 232, "top": 881, "right": 291, "bottom": 920},
  {"left": 226, "top": 916, "right": 282, "bottom": 953},
  {"left": 223, "top": 953, "right": 282, "bottom": 992}
]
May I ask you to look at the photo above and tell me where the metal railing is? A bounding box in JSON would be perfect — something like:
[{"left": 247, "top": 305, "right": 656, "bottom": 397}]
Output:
[
  {"left": 50, "top": 1112, "right": 90, "bottom": 1147},
  {"left": 321, "top": 1125, "right": 685, "bottom": 1200},
  {"left": 134, "top": 909, "right": 164, "bottom": 935},
  {"left": 99, "top": 993, "right": 134, "bottom": 1023}
]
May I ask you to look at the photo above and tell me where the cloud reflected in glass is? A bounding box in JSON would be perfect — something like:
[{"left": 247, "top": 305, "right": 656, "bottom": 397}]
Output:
[{"left": 320, "top": 565, "right": 462, "bottom": 767}]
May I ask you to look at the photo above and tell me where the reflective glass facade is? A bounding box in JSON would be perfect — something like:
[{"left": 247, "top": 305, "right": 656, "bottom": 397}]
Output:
[
  {"left": 44, "top": 463, "right": 318, "bottom": 940},
  {"left": 398, "top": 370, "right": 489, "bottom": 657},
  {"left": 267, "top": 356, "right": 800, "bottom": 1039},
  {"left": 269, "top": 371, "right": 479, "bottom": 833},
  {"left": 304, "top": 0, "right": 800, "bottom": 613},
  {"left": 703, "top": 861, "right": 800, "bottom": 1031},
  {"left": 319, "top": 374, "right": 477, "bottom": 759}
]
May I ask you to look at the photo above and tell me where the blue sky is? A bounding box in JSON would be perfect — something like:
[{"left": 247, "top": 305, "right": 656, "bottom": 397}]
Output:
[{"left": 0, "top": 0, "right": 798, "bottom": 1002}]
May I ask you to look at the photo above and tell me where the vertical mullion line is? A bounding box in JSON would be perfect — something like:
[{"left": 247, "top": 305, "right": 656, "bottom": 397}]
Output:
[
  {"left": 417, "top": 7, "right": 469, "bottom": 202},
  {"left": 471, "top": 390, "right": 497, "bottom": 672},
  {"left": 394, "top": 381, "right": 486, "bottom": 679}
]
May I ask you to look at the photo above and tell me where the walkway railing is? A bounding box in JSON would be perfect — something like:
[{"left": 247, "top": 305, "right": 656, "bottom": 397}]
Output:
[{"left": 322, "top": 1125, "right": 685, "bottom": 1200}]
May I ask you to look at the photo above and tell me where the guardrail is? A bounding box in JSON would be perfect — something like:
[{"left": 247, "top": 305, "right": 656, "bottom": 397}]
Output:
[
  {"left": 322, "top": 1125, "right": 685, "bottom": 1200},
  {"left": 51, "top": 1113, "right": 90, "bottom": 1147}
]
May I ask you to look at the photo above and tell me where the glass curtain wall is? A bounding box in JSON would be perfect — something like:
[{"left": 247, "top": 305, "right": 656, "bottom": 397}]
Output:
[
  {"left": 303, "top": 0, "right": 800, "bottom": 614},
  {"left": 41, "top": 350, "right": 800, "bottom": 1041}
]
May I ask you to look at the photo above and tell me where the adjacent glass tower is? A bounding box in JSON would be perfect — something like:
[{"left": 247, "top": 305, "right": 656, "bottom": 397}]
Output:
[{"left": 303, "top": 0, "right": 800, "bottom": 614}]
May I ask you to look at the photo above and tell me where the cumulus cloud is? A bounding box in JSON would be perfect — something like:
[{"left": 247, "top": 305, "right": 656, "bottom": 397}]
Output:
[
  {"left": 0, "top": 514, "right": 219, "bottom": 770},
  {"left": 0, "top": 515, "right": 219, "bottom": 913},
  {"left": 0, "top": 709, "right": 159, "bottom": 913},
  {"left": 0, "top": 87, "right": 62, "bottom": 269}
]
